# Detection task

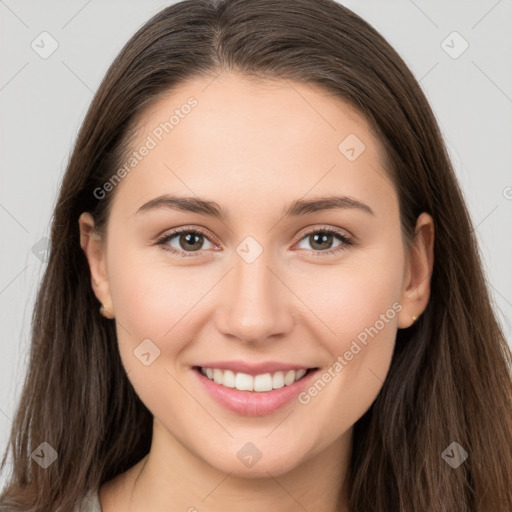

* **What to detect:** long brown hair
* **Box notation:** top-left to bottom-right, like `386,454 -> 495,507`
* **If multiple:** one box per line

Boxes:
1,1 -> 511,510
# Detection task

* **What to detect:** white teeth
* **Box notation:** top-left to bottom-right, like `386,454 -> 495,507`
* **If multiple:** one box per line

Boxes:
272,371 -> 285,389
235,372 -> 253,391
254,373 -> 273,392
213,368 -> 223,384
222,370 -> 236,388
284,370 -> 296,386
199,367 -> 310,392
295,369 -> 307,380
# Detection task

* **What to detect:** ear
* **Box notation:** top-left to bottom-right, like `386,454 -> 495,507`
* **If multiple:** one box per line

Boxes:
78,212 -> 114,318
397,212 -> 435,328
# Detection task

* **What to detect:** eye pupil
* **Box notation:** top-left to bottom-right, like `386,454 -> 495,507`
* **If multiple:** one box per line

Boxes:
310,232 -> 333,250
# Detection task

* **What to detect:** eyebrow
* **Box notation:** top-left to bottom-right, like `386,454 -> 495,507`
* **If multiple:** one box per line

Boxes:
134,194 -> 375,219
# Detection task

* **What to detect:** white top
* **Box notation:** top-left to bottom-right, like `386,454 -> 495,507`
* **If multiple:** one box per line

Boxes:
76,490 -> 102,512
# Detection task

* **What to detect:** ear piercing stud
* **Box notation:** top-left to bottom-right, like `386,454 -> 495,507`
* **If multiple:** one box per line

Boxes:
99,304 -> 115,319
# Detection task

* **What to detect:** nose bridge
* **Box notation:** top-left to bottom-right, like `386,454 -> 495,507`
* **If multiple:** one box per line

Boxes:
216,244 -> 294,344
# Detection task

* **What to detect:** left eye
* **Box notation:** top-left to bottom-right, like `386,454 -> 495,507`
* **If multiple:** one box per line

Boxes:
297,229 -> 349,251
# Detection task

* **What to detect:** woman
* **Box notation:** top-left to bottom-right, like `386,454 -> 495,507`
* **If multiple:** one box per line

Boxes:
1,0 -> 511,511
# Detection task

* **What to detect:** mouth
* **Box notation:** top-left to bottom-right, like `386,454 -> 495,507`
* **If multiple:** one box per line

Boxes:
193,366 -> 318,392
192,365 -> 320,416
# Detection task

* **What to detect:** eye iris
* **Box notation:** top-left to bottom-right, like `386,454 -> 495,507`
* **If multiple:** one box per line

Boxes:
180,232 -> 203,251
310,232 -> 333,250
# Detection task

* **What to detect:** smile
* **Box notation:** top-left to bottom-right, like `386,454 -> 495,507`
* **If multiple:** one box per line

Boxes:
192,365 -> 320,416
198,366 -> 312,392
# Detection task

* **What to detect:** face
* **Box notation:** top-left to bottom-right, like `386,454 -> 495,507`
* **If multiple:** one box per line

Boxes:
80,71 -> 433,478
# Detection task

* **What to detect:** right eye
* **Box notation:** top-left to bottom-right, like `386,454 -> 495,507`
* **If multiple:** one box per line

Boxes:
156,227 -> 217,257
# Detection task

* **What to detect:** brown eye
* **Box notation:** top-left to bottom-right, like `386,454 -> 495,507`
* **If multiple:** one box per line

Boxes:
157,228 -> 215,256
307,232 -> 337,250
296,227 -> 355,256
176,232 -> 204,251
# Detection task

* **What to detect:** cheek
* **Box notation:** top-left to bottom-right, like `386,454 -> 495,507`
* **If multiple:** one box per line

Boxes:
108,239 -> 215,332
293,239 -> 404,346
106,245 -> 209,372
293,243 -> 403,421
106,250 -> 210,422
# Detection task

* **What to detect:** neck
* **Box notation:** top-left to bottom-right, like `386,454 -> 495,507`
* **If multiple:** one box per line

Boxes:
100,419 -> 352,512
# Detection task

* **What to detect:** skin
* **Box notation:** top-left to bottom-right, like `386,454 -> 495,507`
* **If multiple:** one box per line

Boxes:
79,71 -> 434,512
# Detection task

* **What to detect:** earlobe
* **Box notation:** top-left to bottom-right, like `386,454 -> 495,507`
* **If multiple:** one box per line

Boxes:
397,212 -> 435,329
78,212 -> 114,317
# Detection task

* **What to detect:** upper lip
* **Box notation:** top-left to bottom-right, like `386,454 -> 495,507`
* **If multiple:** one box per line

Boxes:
194,360 -> 317,376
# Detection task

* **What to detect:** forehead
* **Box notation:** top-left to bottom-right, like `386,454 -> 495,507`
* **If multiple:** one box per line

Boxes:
108,72 -> 396,220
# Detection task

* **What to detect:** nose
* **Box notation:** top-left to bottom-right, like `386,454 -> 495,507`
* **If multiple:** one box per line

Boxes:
214,251 -> 296,346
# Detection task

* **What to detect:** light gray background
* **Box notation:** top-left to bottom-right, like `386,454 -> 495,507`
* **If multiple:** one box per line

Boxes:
1,0 -> 511,487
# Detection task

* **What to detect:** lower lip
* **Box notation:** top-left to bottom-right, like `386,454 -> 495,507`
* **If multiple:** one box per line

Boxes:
193,367 -> 319,416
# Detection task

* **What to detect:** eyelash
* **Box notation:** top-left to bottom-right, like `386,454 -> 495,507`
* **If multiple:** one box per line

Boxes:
155,226 -> 355,258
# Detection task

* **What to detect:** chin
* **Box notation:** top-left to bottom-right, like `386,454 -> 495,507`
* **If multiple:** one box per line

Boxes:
203,446 -> 306,478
